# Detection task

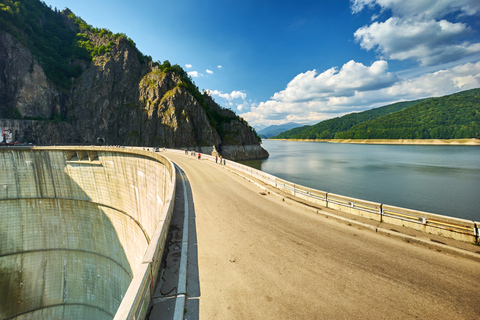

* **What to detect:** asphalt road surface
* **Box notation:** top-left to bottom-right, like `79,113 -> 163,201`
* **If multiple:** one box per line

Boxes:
154,151 -> 480,319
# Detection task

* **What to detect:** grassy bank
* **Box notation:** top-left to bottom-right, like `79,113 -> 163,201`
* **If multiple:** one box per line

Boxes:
268,138 -> 480,145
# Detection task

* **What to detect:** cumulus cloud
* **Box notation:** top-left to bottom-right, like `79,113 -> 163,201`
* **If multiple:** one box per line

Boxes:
237,104 -> 246,111
355,17 -> 480,66
206,69 -> 213,74
188,71 -> 203,78
240,60 -> 480,128
351,0 -> 480,66
351,0 -> 480,19
208,89 -> 252,112
273,60 -> 398,102
185,64 -> 192,68
209,89 -> 247,101
386,61 -> 480,97
218,65 -> 223,69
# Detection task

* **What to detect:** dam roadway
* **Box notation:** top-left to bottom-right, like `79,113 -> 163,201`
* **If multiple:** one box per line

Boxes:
158,151 -> 480,319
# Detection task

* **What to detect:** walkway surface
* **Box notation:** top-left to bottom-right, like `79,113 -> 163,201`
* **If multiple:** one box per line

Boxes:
150,150 -> 480,319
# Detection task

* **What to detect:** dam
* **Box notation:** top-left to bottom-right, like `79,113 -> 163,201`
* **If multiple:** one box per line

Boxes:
1,146 -> 480,319
0,147 -> 175,320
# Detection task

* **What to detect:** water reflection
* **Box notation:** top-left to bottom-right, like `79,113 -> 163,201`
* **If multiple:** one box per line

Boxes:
240,140 -> 480,221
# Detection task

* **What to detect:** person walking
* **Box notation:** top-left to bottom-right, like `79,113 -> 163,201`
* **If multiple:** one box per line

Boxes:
198,152 -> 201,160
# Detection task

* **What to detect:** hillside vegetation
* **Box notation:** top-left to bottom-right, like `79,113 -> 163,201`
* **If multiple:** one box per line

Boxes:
0,0 -> 261,144
273,89 -> 480,140
274,99 -> 427,139
336,89 -> 480,139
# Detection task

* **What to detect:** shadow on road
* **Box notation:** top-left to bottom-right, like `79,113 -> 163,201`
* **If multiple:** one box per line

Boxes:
148,166 -> 200,319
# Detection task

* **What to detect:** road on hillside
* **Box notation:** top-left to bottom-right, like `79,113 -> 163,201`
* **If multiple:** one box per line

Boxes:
160,151 -> 480,319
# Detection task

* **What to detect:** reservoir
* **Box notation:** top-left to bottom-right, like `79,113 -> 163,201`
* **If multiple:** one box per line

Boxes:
241,140 -> 480,221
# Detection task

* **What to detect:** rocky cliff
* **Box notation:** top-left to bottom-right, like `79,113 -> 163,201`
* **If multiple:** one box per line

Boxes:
0,3 -> 268,160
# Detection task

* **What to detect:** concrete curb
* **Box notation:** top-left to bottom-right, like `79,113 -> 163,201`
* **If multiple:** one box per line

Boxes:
173,166 -> 189,320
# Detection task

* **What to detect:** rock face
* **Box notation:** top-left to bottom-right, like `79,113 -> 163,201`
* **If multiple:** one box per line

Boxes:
0,32 -> 66,120
0,16 -> 268,160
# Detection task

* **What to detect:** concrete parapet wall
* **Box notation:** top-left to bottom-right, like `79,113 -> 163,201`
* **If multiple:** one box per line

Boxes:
326,193 -> 381,220
382,204 -> 477,243
0,147 -> 176,320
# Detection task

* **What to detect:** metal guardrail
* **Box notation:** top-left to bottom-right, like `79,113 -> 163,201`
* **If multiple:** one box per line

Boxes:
166,148 -> 478,244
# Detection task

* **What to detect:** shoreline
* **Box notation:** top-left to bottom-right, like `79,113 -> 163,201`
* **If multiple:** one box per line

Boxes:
268,138 -> 480,145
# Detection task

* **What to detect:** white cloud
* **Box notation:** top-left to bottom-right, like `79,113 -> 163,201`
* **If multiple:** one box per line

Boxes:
207,89 -> 253,113
351,0 -> 480,66
188,71 -> 203,78
206,69 -> 213,74
272,60 -> 398,102
355,17 -> 480,66
218,65 -> 223,69
209,90 -> 247,101
240,60 -> 480,128
185,64 -> 192,68
385,61 -> 480,97
351,0 -> 480,19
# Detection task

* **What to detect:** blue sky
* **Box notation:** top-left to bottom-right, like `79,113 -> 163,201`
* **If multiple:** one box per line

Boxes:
43,0 -> 480,130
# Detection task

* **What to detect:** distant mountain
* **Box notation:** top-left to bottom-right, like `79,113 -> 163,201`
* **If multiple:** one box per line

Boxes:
273,99 -> 427,139
258,122 -> 301,138
335,88 -> 480,139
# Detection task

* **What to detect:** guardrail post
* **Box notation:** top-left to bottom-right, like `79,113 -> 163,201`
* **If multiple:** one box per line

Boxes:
475,222 -> 479,244
325,193 -> 329,208
379,204 -> 383,222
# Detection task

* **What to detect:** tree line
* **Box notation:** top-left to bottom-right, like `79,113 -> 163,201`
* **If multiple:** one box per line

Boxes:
274,99 -> 427,139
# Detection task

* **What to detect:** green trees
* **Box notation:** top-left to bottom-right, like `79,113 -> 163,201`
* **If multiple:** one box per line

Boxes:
334,89 -> 480,139
0,0 -> 83,89
0,0 -> 153,91
273,90 -> 480,140
0,0 -> 260,141
274,99 -> 427,139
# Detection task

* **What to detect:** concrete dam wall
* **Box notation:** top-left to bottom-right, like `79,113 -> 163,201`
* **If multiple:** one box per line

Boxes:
0,147 -> 176,320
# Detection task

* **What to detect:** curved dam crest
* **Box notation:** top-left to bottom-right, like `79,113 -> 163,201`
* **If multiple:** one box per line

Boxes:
0,147 -> 175,320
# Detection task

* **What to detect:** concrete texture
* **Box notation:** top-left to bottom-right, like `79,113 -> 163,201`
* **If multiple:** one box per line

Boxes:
148,165 -> 201,320
0,147 -> 174,320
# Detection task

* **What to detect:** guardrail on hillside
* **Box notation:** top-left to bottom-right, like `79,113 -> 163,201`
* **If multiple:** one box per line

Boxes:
168,148 -> 478,244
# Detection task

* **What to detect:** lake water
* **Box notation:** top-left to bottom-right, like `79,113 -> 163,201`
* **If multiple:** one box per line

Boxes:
240,140 -> 480,221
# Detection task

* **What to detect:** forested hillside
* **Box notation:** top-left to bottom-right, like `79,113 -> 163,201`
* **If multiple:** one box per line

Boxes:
272,89 -> 480,140
273,99 -> 427,139
335,88 -> 480,139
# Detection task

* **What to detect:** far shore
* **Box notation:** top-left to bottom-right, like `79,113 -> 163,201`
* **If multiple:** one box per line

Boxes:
268,138 -> 480,145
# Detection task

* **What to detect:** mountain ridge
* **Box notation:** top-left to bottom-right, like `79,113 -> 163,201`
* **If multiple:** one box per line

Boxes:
258,122 -> 301,138
273,89 -> 480,140
273,99 -> 428,140
0,0 -> 268,160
